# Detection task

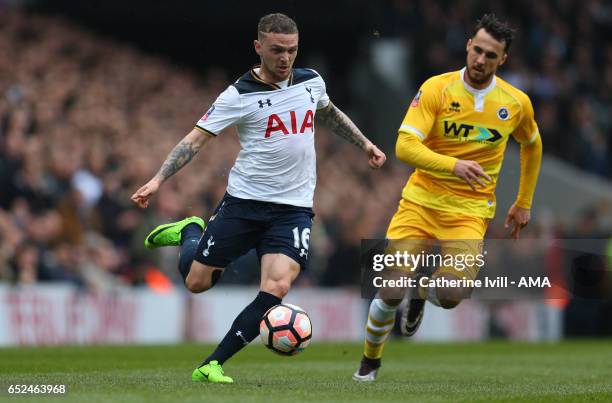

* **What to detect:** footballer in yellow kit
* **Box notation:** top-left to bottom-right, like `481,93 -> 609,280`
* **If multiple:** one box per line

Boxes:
353,14 -> 543,382
389,66 -> 538,235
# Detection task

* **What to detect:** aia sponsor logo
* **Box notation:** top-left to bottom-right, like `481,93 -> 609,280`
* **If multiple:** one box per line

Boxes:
265,110 -> 314,138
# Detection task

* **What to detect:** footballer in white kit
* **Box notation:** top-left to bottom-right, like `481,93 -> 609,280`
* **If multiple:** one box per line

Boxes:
131,13 -> 386,383
192,67 -> 329,270
196,67 -> 328,208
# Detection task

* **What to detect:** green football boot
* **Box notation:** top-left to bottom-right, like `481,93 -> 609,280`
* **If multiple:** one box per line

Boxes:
144,216 -> 205,249
192,361 -> 234,384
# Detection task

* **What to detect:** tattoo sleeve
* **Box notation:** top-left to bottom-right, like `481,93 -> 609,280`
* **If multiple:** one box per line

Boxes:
317,103 -> 369,149
154,138 -> 199,182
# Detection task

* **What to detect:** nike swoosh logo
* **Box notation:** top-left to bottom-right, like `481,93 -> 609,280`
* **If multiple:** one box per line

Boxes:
198,369 -> 209,379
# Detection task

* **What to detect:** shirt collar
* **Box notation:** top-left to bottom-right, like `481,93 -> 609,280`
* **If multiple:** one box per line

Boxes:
253,67 -> 291,89
460,67 -> 496,96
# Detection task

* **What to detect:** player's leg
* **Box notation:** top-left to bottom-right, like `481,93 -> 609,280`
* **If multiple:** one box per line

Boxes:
399,209 -> 486,336
422,212 -> 488,309
193,255 -> 299,384
183,261 -> 223,293
353,295 -> 400,382
426,239 -> 484,309
186,210 -> 254,294
144,215 -> 210,287
259,253 -> 301,297
355,249 -> 427,381
194,202 -> 309,383
146,194 -> 260,296
400,274 -> 427,336
354,200 -> 433,381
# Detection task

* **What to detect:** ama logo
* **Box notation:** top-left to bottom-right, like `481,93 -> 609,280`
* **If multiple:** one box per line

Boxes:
265,110 -> 314,138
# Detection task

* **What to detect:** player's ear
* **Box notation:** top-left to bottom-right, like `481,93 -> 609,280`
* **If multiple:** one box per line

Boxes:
254,39 -> 262,56
499,52 -> 508,66
466,38 -> 472,52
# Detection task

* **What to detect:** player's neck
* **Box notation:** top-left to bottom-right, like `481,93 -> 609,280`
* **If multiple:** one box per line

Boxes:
462,67 -> 495,91
466,78 -> 493,90
256,66 -> 290,85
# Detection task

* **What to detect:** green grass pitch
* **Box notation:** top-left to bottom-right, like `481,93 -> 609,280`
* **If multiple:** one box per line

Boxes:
1,341 -> 611,402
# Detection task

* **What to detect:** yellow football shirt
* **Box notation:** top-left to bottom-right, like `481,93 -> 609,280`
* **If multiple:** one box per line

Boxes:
397,68 -> 539,218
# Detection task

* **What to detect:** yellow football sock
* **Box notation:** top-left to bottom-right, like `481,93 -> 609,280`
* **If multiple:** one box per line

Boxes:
363,298 -> 397,359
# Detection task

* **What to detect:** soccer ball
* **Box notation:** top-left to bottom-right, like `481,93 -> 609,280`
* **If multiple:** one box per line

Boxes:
259,303 -> 312,356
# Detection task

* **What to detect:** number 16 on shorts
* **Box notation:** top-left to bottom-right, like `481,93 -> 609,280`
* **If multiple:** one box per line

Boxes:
292,227 -> 310,258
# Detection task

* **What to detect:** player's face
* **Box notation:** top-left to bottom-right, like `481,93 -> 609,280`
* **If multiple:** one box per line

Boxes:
254,32 -> 298,82
465,28 -> 507,88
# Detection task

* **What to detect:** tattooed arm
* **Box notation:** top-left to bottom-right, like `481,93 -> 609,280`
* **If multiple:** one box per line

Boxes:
317,102 -> 387,168
316,102 -> 369,149
131,128 -> 213,208
153,128 -> 211,183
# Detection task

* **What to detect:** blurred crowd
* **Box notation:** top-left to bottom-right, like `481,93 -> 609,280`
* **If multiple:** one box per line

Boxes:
0,11 -> 405,289
0,8 -> 609,292
378,0 -> 611,177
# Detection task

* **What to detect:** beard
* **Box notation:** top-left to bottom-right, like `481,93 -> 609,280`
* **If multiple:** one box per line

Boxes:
467,65 -> 493,85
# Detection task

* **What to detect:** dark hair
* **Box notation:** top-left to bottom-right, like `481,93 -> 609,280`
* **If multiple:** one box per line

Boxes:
257,13 -> 298,38
473,13 -> 514,51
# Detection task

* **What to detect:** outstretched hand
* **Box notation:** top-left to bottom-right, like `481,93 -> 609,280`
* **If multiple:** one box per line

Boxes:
504,204 -> 530,239
365,143 -> 386,169
130,178 -> 161,209
453,160 -> 491,191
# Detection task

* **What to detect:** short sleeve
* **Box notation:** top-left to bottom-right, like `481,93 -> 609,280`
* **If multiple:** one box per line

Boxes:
195,86 -> 242,136
317,92 -> 330,110
315,74 -> 330,110
398,77 -> 442,141
511,94 -> 539,145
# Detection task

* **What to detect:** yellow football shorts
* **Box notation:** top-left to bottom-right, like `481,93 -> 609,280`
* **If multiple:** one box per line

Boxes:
385,199 -> 489,281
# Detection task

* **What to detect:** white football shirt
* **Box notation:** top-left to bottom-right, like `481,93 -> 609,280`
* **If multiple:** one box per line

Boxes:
196,68 -> 330,208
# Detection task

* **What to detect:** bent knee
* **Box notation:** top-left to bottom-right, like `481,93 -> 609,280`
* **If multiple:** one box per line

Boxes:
438,297 -> 461,309
378,286 -> 406,302
381,298 -> 403,307
185,275 -> 212,294
262,280 -> 291,298
435,288 -> 464,309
